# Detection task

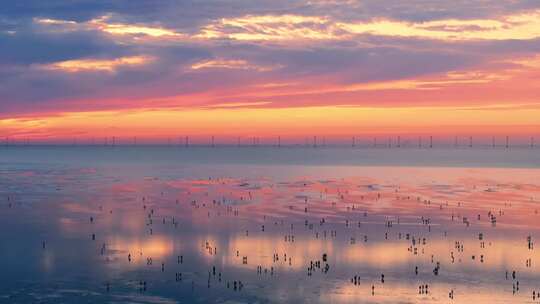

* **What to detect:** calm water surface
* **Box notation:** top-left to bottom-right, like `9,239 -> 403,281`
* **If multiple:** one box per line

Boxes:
0,147 -> 539,303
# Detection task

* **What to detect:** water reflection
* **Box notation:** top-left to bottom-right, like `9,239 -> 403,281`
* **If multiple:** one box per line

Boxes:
1,165 -> 539,303
108,236 -> 175,262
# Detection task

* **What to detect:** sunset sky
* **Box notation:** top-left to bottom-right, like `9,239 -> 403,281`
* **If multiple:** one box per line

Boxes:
1,1 -> 540,143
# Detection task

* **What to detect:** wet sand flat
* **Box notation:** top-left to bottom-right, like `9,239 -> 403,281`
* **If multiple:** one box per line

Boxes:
0,147 -> 539,303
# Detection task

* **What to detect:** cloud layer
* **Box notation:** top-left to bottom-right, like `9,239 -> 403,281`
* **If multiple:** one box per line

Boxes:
1,1 -> 540,138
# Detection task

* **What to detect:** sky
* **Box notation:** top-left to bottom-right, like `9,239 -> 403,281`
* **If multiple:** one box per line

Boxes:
1,0 -> 540,143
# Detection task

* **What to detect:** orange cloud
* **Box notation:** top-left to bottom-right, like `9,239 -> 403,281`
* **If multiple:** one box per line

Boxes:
196,14 -> 341,42
190,59 -> 279,71
338,11 -> 540,41
34,15 -> 184,41
35,10 -> 540,45
88,15 -> 183,37
37,55 -> 153,72
195,10 -> 540,43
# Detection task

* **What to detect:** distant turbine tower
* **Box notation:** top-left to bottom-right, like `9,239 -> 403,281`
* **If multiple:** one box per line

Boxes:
352,136 -> 356,148
418,136 -> 422,148
313,136 -> 317,148
211,136 -> 215,148
278,136 -> 281,148
505,136 -> 509,149
397,136 -> 401,148
185,136 -> 189,147
373,137 -> 377,148
429,136 -> 433,148
469,136 -> 472,148
454,136 -> 458,148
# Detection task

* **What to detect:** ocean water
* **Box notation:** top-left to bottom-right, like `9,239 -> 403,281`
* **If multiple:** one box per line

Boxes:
0,146 -> 539,303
